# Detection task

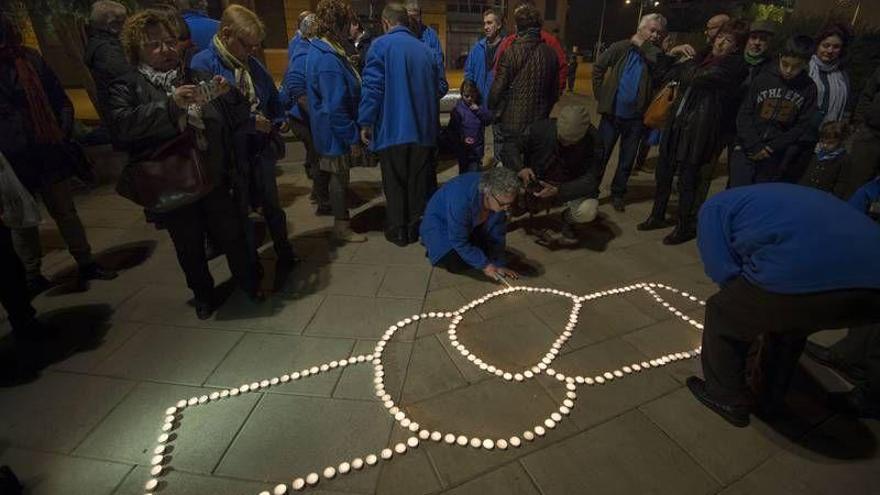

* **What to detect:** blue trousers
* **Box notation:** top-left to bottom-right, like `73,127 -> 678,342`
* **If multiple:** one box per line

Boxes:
597,115 -> 645,199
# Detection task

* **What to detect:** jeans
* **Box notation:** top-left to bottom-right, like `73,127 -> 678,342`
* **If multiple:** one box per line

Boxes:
11,177 -> 93,279
727,148 -> 785,188
251,153 -> 292,253
597,115 -> 645,199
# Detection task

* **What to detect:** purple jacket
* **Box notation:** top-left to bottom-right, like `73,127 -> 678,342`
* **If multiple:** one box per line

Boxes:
449,100 -> 493,156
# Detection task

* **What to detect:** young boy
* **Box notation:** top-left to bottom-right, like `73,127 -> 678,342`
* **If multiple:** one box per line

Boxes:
448,80 -> 493,174
729,35 -> 818,187
799,121 -> 851,196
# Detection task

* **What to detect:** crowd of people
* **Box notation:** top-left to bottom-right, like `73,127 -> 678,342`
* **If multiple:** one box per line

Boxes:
0,1 -> 879,471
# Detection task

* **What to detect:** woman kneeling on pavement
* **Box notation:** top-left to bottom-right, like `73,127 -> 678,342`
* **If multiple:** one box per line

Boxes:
420,167 -> 519,281
108,10 -> 260,319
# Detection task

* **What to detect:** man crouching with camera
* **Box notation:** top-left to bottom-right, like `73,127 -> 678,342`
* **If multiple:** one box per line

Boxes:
504,105 -> 604,243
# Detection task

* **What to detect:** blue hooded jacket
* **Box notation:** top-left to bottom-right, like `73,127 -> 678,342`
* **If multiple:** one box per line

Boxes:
287,32 -> 302,62
358,26 -> 440,152
464,37 -> 495,104
420,173 -> 507,270
849,177 -> 880,215
697,183 -> 880,294
190,41 -> 286,125
418,25 -> 448,97
280,37 -> 311,121
306,38 -> 361,157
181,10 -> 219,52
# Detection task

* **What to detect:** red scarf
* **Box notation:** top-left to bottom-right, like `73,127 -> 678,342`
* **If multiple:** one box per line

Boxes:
1,47 -> 64,144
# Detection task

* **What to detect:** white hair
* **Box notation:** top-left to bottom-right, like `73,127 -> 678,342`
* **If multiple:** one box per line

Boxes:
639,13 -> 667,30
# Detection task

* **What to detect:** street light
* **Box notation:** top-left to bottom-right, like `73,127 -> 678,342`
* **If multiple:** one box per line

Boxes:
626,0 -> 660,29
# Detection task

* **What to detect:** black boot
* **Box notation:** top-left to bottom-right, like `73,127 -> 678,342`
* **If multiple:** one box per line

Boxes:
687,376 -> 751,427
79,263 -> 118,281
637,215 -> 669,231
0,466 -> 23,495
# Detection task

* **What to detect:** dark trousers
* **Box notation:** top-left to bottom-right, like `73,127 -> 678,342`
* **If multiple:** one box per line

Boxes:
597,115 -> 645,199
434,231 -> 499,275
650,155 -> 709,230
727,148 -> 786,188
567,73 -> 577,92
839,128 -> 880,199
0,225 -> 35,334
163,188 -> 255,302
249,153 -> 291,254
291,117 -> 328,204
379,144 -> 434,237
701,277 -> 880,406
830,325 -> 880,402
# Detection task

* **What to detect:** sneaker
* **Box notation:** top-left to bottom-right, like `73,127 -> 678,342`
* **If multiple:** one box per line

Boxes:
79,263 -> 118,281
611,196 -> 626,212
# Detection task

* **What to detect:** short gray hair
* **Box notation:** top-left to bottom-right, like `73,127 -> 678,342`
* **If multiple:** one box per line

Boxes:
480,167 -> 521,197
90,0 -> 127,30
639,13 -> 667,30
299,13 -> 316,36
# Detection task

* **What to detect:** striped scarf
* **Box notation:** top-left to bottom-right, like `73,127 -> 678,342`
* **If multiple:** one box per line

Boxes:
212,35 -> 259,111
809,55 -> 849,123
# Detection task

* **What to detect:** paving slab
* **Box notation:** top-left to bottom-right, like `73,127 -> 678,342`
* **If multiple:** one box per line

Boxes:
112,466 -> 284,495
438,461 -> 541,495
215,394 -> 393,493
521,410 -> 719,495
538,338 -> 681,430
377,265 -> 432,299
449,309 -> 558,373
0,372 -> 134,452
205,333 -> 355,396
416,287 -> 481,338
49,321 -> 146,374
399,335 -> 468,405
74,381 -> 260,473
640,387 -> 780,485
334,340 -> 413,401
93,324 -> 242,386
0,447 -> 133,495
305,295 -> 423,339
375,448 -> 443,495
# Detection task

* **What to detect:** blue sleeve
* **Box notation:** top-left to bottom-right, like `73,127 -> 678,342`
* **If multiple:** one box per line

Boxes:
447,196 -> 490,269
428,31 -> 448,97
317,69 -> 359,147
189,50 -> 211,72
475,105 -> 493,125
464,43 -> 480,85
697,204 -> 742,287
849,179 -> 880,213
259,69 -> 285,123
358,44 -> 385,128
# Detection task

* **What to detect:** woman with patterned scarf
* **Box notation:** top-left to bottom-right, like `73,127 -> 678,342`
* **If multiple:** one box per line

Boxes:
107,9 -> 260,319
190,4 -> 298,267
305,0 -> 367,243
0,14 -> 117,296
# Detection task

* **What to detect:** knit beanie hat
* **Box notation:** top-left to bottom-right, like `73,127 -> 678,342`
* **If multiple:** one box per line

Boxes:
557,105 -> 591,144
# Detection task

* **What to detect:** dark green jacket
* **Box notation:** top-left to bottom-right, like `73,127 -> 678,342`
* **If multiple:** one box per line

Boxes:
592,39 -> 665,117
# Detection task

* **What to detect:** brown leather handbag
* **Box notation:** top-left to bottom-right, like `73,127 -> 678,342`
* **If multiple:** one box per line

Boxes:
116,128 -> 214,213
643,81 -> 679,129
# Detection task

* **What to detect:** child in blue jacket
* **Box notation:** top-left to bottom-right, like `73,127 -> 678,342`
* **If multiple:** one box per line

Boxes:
448,80 -> 493,174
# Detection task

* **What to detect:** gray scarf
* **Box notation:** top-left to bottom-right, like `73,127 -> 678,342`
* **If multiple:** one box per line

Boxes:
809,55 -> 849,123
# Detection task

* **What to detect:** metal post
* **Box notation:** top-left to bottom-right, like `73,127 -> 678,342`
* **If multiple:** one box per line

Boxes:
636,0 -> 644,30
596,0 -> 607,61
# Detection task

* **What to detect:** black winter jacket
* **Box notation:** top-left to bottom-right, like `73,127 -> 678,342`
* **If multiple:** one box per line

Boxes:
84,28 -> 133,123
661,52 -> 747,166
106,68 -> 252,189
489,32 -> 558,134
736,64 -> 818,155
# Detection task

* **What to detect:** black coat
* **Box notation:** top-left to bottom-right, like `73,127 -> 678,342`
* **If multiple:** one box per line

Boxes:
0,47 -> 75,189
854,65 -> 880,135
661,52 -> 747,166
84,28 -> 133,123
489,33 -> 559,134
106,68 -> 252,191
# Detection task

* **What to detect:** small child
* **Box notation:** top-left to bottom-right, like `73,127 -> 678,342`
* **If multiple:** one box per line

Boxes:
799,121 -> 851,197
448,80 -> 493,174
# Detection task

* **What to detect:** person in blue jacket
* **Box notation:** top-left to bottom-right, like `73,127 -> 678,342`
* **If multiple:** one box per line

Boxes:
281,13 -> 327,215
849,175 -> 880,219
464,8 -> 505,162
688,183 -> 880,428
421,167 -> 520,280
306,0 -> 367,244
286,10 -> 314,61
358,3 -> 440,247
405,1 -> 448,97
190,4 -> 297,264
176,0 -> 219,52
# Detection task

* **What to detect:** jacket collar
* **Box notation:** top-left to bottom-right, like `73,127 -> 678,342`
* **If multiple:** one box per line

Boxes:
388,25 -> 416,38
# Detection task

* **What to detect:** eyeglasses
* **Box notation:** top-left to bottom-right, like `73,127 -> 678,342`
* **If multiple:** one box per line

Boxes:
491,192 -> 515,210
143,38 -> 178,51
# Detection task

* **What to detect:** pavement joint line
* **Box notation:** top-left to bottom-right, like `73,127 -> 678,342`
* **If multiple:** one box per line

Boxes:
139,282 -> 711,494
211,392 -> 266,476
202,331 -> 249,388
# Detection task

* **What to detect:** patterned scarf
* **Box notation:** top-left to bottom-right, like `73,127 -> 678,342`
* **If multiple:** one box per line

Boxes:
0,47 -> 64,144
809,55 -> 849,123
137,64 -> 207,148
814,143 -> 846,162
212,35 -> 258,111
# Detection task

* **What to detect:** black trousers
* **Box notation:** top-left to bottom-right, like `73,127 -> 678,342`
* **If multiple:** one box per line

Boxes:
650,155 -> 708,229
701,277 -> 880,406
379,144 -> 435,235
0,225 -> 35,334
163,188 -> 256,302
840,128 -> 880,199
